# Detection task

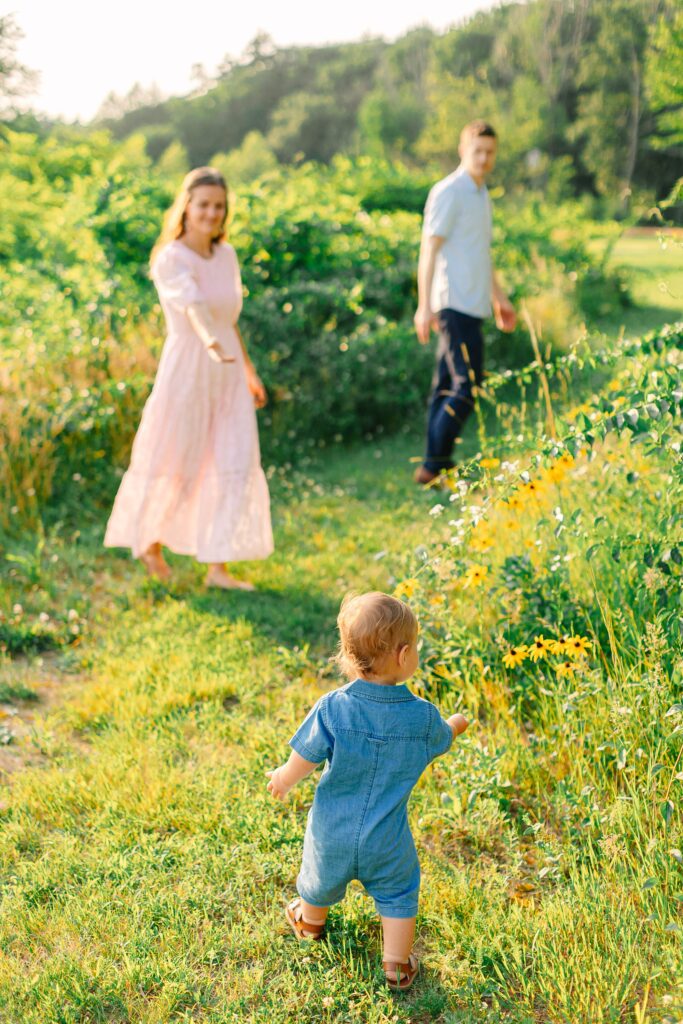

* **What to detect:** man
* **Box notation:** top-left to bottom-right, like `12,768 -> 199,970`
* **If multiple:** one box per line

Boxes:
413,120 -> 516,485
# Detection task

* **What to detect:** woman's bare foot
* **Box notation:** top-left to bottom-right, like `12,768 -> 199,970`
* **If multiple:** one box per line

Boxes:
140,543 -> 171,581
205,565 -> 255,591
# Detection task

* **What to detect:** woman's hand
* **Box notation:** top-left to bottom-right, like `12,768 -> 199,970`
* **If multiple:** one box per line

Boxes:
206,339 -> 235,364
266,767 -> 291,801
246,364 -> 267,408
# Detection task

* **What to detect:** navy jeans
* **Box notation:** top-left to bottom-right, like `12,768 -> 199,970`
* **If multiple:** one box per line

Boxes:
423,308 -> 484,473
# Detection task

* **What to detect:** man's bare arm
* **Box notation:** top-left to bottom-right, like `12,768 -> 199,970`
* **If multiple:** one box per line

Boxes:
414,234 -> 444,345
491,269 -> 516,332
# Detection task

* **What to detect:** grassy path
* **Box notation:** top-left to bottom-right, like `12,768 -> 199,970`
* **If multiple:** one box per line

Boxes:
1,239 -> 680,1022
1,429 -> 478,1023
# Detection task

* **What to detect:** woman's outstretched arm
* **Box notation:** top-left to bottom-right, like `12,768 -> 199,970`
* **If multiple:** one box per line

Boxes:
186,302 -> 235,363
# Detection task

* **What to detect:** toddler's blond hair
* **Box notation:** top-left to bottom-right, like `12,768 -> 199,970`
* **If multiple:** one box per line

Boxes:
336,592 -> 418,677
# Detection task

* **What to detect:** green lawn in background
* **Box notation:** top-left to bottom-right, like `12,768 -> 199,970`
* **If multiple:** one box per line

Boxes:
598,230 -> 683,337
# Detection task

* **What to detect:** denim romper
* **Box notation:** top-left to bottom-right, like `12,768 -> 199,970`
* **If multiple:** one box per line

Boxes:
289,678 -> 453,918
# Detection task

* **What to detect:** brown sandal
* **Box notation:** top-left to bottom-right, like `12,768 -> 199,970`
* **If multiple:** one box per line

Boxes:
383,953 -> 419,991
285,898 -> 326,941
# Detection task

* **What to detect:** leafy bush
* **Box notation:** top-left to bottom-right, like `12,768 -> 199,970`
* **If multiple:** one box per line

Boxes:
1,130 -> 633,530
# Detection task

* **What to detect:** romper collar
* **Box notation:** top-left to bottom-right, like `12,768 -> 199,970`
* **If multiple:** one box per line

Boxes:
348,679 -> 416,702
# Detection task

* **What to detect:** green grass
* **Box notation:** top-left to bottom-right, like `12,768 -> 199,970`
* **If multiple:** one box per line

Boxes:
0,246 -> 680,1023
595,230 -> 683,338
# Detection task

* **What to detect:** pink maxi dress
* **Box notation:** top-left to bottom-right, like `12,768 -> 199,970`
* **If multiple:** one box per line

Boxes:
104,240 -> 274,563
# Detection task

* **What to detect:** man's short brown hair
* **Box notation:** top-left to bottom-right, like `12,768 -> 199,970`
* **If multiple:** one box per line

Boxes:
460,120 -> 497,146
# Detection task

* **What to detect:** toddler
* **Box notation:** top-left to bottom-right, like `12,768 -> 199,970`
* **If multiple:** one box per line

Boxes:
266,591 -> 468,991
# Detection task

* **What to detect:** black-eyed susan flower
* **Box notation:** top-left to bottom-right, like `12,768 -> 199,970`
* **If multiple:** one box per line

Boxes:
555,660 -> 576,678
462,564 -> 489,588
395,578 -> 418,599
549,635 -> 569,655
528,635 -> 553,661
503,645 -> 528,668
566,635 -> 592,658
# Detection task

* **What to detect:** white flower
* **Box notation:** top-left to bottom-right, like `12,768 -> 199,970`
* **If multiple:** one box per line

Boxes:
67,609 -> 79,622
39,612 -> 50,624
553,507 -> 564,522
429,503 -> 445,517
12,604 -> 23,616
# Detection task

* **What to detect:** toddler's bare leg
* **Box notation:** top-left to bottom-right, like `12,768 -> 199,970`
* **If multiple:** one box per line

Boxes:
381,915 -> 416,962
300,899 -> 329,928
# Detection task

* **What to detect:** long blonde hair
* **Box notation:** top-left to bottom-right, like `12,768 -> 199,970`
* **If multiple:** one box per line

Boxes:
150,166 -> 229,267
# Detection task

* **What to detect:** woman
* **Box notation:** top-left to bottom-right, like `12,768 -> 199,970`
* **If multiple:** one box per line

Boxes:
104,167 -> 273,589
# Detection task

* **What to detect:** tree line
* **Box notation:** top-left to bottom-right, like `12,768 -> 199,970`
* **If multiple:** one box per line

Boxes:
2,0 -> 682,211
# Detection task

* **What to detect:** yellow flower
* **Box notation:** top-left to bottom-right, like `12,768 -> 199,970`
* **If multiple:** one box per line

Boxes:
528,635 -> 552,661
521,479 -> 545,500
470,523 -> 494,553
555,660 -> 576,678
462,564 -> 489,589
503,645 -> 528,668
548,635 -> 569,655
503,493 -> 524,513
565,635 -> 592,659
544,453 -> 575,484
433,662 -> 451,679
395,578 -> 418,599
479,457 -> 501,470
429,594 -> 445,607
566,403 -> 591,422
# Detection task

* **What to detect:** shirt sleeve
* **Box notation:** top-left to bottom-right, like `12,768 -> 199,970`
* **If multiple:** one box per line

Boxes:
289,696 -> 334,764
427,705 -> 454,761
152,245 -> 202,312
423,183 -> 459,239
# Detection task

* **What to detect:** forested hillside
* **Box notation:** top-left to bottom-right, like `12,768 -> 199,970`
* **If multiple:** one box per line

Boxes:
85,0 -> 683,211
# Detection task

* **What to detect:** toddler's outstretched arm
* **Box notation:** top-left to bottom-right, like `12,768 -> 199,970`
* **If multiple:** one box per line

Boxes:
266,751 -> 318,801
447,713 -> 469,738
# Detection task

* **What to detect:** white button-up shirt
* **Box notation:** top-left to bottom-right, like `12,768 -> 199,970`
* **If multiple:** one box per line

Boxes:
423,165 -> 493,319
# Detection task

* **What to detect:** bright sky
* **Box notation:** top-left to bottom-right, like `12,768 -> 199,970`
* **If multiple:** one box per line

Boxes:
12,0 -> 497,122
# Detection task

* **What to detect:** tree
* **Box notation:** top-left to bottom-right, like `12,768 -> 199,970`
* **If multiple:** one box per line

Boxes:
646,6 -> 683,148
210,132 -> 277,185
0,15 -> 38,117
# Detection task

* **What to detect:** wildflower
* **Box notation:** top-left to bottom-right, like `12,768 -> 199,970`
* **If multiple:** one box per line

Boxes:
429,594 -> 445,607
67,609 -> 79,622
565,635 -> 592,659
470,522 -> 493,553
528,635 -> 552,661
479,457 -> 501,470
12,604 -> 23,616
429,503 -> 445,517
38,612 -> 50,624
394,579 -> 418,599
503,493 -> 524,513
503,645 -> 528,668
462,564 -> 489,589
555,660 -> 576,678
521,479 -> 544,500
549,635 -> 569,655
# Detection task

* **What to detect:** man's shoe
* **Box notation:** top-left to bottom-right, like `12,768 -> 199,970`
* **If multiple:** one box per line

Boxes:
413,466 -> 441,486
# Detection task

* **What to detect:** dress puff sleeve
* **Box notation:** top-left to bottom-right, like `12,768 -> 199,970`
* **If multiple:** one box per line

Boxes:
289,695 -> 334,765
227,244 -> 244,321
151,244 -> 203,312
